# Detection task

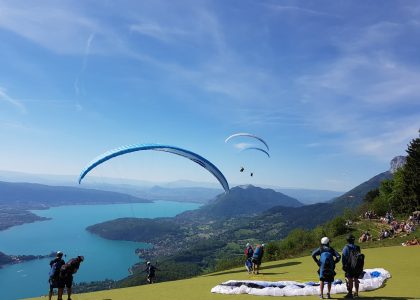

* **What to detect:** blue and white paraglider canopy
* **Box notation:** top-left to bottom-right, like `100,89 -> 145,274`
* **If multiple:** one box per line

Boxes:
225,133 -> 269,152
240,147 -> 270,158
78,143 -> 230,193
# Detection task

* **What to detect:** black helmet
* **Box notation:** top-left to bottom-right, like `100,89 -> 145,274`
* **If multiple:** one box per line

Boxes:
346,234 -> 355,242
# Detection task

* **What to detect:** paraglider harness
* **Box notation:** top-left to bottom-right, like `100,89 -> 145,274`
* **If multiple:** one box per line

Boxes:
318,251 -> 335,280
244,246 -> 254,259
313,246 -> 340,282
343,244 -> 364,278
251,246 -> 264,265
49,258 -> 65,288
58,256 -> 84,288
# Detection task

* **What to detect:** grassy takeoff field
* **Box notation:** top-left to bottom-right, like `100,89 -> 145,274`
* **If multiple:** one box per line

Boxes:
28,246 -> 420,300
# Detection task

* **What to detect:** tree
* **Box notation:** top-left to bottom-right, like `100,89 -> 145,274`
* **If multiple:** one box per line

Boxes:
364,189 -> 379,203
399,133 -> 420,213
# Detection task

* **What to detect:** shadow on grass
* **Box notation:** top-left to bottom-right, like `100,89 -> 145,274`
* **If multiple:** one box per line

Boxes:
353,297 -> 417,300
257,272 -> 288,275
206,261 -> 301,277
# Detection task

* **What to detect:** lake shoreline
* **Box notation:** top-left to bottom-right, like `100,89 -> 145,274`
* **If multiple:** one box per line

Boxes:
0,201 -> 200,300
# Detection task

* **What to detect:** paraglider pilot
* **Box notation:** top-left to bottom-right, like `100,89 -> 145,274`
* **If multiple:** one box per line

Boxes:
144,261 -> 159,284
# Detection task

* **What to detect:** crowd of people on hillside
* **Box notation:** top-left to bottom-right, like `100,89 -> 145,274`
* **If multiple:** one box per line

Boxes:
48,252 -> 84,300
244,243 -> 265,274
362,210 -> 378,220
357,211 -> 418,243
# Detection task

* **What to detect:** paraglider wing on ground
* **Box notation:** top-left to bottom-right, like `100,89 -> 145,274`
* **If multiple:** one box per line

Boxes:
211,268 -> 391,297
78,143 -> 230,193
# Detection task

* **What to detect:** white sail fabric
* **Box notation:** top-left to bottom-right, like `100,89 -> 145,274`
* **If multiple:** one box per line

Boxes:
211,268 -> 390,297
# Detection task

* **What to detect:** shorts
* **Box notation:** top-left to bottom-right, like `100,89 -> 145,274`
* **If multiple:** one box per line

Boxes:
58,275 -> 73,289
318,269 -> 336,282
345,272 -> 363,279
320,275 -> 334,283
251,258 -> 261,265
49,278 -> 59,291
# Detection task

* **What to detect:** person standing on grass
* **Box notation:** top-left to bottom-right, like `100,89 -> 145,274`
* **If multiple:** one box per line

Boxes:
312,237 -> 341,299
244,243 -> 254,273
58,255 -> 84,300
251,244 -> 265,274
342,234 -> 364,299
144,261 -> 159,284
48,251 -> 65,300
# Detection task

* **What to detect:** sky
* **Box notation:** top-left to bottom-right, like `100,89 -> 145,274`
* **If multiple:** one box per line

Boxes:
0,0 -> 419,191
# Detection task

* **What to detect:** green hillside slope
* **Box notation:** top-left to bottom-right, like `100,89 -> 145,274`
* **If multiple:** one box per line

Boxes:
27,246 -> 420,300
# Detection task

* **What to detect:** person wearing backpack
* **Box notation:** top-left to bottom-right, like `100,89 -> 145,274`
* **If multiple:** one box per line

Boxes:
251,244 -> 265,274
57,255 -> 84,300
342,234 -> 364,299
48,251 -> 65,300
311,237 -> 341,299
244,243 -> 254,273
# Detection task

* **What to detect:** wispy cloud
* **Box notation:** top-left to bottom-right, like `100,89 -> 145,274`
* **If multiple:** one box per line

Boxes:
348,122 -> 419,159
74,33 -> 95,97
0,87 -> 26,113
0,2 -> 98,54
130,22 -> 188,42
294,18 -> 420,160
266,4 -> 340,18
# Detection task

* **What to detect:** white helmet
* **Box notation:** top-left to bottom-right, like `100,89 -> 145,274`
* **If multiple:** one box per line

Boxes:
321,237 -> 330,245
246,243 -> 250,247
261,244 -> 265,247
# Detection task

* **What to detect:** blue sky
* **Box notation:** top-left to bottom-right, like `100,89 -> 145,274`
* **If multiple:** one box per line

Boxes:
0,0 -> 419,191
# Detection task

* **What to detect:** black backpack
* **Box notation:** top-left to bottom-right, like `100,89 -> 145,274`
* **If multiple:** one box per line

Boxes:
346,245 -> 364,276
49,260 -> 64,279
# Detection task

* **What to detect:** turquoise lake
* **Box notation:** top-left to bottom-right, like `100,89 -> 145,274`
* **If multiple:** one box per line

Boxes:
0,201 -> 200,300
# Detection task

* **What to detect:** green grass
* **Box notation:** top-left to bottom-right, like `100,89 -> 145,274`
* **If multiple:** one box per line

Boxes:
27,245 -> 420,300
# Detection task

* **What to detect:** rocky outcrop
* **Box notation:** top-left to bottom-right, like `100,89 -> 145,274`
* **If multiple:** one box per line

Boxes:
390,156 -> 407,174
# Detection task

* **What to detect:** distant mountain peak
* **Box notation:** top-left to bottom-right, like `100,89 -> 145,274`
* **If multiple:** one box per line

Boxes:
187,184 -> 303,219
236,184 -> 256,189
390,156 -> 407,174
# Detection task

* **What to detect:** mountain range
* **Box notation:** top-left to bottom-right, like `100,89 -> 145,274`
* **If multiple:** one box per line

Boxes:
0,170 -> 341,204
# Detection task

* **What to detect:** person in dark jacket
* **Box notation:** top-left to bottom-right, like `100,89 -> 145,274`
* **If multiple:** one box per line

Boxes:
312,237 -> 341,299
251,244 -> 265,274
48,251 -> 65,300
342,234 -> 363,299
58,255 -> 84,300
144,261 -> 159,284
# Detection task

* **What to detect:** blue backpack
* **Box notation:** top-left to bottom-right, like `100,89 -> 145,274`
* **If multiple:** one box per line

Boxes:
319,251 -> 334,278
